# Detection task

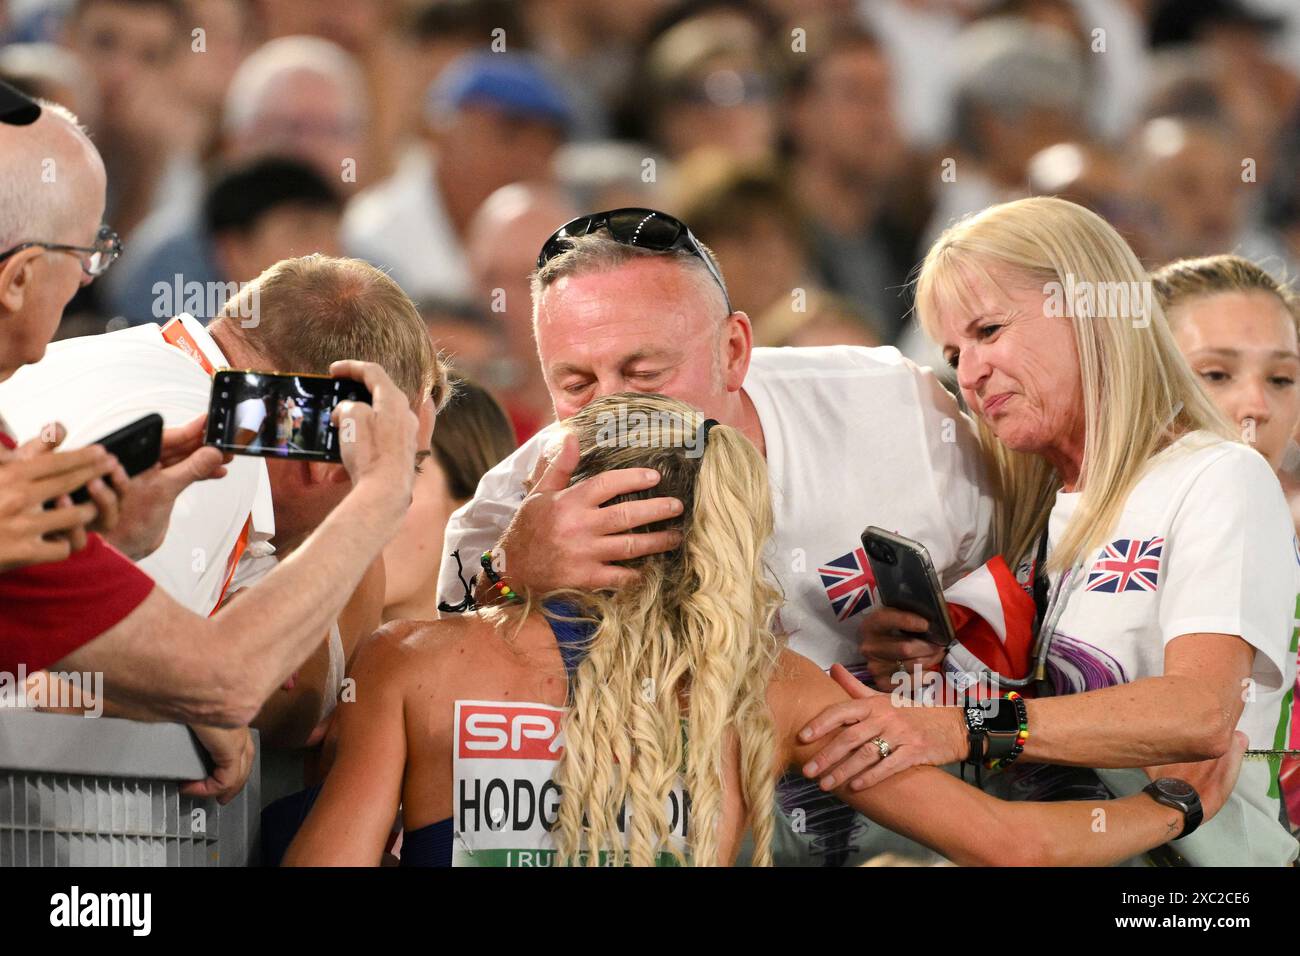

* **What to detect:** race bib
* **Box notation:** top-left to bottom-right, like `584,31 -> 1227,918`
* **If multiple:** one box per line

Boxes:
452,700 -> 689,866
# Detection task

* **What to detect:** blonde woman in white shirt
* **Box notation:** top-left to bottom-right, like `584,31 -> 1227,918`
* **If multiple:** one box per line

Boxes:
799,196 -> 1299,865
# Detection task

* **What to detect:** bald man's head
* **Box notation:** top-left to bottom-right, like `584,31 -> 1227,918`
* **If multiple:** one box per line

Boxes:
0,101 -> 105,248
0,103 -> 107,381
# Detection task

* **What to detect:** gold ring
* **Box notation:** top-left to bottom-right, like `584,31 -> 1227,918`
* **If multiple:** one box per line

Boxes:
872,737 -> 892,759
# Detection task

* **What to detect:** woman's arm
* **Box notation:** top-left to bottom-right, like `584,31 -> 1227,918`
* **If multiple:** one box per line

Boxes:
832,765 -> 1192,867
774,652 -> 1244,866
1020,632 -> 1251,765
283,624 -> 411,866
798,632 -> 1252,792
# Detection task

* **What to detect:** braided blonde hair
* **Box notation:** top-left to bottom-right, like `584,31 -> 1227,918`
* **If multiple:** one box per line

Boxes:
538,393 -> 783,866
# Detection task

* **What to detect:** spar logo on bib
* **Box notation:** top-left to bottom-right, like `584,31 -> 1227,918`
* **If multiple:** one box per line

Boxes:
458,703 -> 564,760
452,700 -> 689,867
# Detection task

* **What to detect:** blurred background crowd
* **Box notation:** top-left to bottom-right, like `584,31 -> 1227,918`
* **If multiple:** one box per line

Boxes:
4,0 -> 1300,441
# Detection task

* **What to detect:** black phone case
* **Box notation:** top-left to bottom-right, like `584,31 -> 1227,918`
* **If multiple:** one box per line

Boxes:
69,413 -> 164,504
861,527 -> 957,646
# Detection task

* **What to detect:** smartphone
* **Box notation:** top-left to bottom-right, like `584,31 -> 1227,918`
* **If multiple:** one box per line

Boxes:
204,369 -> 371,463
69,413 -> 164,504
861,526 -> 957,647
42,413 -> 164,508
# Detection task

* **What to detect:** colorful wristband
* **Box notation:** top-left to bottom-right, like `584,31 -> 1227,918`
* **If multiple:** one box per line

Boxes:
983,691 -> 1029,770
480,550 -> 522,603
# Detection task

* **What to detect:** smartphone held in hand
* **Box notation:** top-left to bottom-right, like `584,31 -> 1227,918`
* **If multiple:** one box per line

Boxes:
861,526 -> 957,647
38,412 -> 165,509
205,370 -> 372,463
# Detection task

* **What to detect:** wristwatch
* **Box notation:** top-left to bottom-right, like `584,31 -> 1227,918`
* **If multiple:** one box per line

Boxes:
1142,777 -> 1203,840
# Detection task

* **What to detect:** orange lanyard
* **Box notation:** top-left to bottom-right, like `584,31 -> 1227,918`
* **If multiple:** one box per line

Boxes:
160,317 -> 251,613
160,316 -> 217,375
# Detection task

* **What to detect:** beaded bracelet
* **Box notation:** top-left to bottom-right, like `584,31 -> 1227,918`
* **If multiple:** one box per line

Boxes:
480,550 -> 523,603
984,691 -> 1030,771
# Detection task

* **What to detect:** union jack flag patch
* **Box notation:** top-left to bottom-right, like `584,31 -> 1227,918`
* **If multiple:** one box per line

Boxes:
1085,537 -> 1164,593
818,546 -> 876,621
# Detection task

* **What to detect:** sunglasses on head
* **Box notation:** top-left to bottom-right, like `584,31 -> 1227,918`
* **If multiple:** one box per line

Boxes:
537,208 -> 732,314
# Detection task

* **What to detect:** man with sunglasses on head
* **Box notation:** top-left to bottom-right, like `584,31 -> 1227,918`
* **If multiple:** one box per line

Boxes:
0,89 -> 425,804
437,207 -> 996,866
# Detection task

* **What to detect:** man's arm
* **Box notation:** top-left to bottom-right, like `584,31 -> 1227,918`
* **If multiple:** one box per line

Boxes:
57,480 -> 405,726
451,432 -> 682,604
56,360 -> 419,728
29,686 -> 257,804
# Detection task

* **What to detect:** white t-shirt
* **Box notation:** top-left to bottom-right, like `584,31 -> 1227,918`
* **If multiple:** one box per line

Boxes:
438,345 -> 996,669
0,314 -> 275,615
234,397 -> 268,437
1010,432 -> 1298,864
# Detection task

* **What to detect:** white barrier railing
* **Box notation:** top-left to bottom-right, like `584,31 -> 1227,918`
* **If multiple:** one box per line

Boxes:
0,712 -> 259,866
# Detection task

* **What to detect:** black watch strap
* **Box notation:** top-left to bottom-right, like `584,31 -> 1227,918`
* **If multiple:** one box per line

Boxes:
1142,777 -> 1204,841
967,696 -> 1023,762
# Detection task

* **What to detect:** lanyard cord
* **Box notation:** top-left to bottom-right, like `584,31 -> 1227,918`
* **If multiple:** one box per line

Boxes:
436,549 -> 477,613
996,529 -> 1082,689
1030,563 -> 1080,683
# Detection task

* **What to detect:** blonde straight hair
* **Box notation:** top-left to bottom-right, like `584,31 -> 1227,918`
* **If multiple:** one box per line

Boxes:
530,393 -> 783,867
914,197 -> 1235,571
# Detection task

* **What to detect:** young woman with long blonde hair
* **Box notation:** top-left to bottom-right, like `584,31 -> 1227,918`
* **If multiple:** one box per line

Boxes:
287,392 -> 1242,866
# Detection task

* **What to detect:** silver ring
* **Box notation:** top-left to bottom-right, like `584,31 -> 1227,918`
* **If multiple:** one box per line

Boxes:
872,736 -> 892,759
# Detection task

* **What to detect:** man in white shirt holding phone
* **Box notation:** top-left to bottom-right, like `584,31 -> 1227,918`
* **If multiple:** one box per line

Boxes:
0,256 -> 443,762
0,95 -> 430,807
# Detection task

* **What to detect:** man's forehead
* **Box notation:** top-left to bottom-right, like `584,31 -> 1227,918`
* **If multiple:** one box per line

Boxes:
537,261 -> 717,322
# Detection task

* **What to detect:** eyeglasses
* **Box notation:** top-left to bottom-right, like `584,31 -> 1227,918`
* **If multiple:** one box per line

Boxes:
537,208 -> 732,313
0,224 -> 122,278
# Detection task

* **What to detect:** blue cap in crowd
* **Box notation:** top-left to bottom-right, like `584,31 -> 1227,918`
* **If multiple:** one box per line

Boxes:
427,52 -> 573,131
